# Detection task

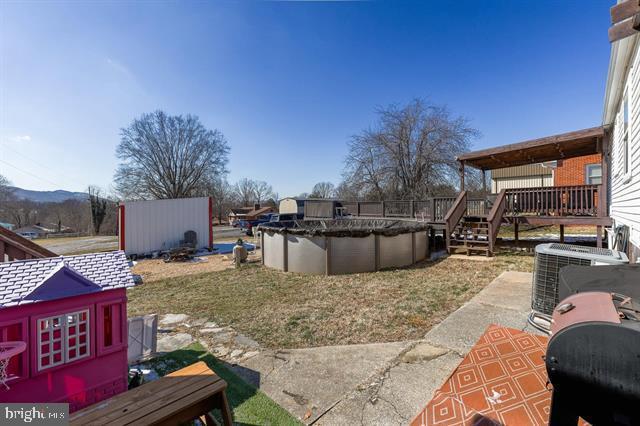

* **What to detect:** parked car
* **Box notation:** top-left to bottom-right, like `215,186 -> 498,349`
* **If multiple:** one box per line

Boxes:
239,213 -> 276,236
268,213 -> 303,222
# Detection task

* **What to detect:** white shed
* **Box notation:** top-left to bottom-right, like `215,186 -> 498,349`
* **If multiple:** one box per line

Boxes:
118,197 -> 212,256
278,198 -> 305,215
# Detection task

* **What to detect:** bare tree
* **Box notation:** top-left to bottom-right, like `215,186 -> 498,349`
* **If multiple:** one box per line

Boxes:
88,186 -> 109,235
253,181 -> 274,204
341,99 -> 478,200
0,174 -> 12,203
114,110 -> 230,200
310,182 -> 335,199
234,178 -> 256,206
206,178 -> 236,224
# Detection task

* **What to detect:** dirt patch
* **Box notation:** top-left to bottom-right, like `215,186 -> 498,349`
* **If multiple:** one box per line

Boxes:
128,252 -> 533,349
131,251 -> 262,282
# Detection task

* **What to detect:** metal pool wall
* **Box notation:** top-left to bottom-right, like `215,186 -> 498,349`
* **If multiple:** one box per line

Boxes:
261,230 -> 429,275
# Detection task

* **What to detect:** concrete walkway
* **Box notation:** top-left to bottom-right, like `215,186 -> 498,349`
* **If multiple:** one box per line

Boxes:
231,271 -> 536,425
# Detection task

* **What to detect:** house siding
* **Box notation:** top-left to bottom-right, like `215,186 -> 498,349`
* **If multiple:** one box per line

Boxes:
490,164 -> 553,193
554,154 -> 602,186
491,175 -> 553,193
610,41 -> 640,260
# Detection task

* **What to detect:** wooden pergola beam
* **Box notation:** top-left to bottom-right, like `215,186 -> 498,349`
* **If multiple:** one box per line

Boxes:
609,13 -> 640,42
611,0 -> 640,24
458,126 -> 604,171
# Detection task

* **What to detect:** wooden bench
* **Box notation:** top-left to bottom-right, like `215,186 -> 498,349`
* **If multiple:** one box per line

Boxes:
70,361 -> 233,425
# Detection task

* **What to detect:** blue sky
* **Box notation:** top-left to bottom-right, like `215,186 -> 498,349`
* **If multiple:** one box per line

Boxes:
0,0 -> 611,197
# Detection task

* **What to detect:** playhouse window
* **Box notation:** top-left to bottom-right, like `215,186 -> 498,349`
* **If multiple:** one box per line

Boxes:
37,310 -> 89,371
98,302 -> 124,354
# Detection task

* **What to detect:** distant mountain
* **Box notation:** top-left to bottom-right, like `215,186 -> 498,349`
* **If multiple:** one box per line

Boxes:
9,187 -> 88,203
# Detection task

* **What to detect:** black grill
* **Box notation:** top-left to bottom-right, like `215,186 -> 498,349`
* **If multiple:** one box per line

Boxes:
546,267 -> 640,426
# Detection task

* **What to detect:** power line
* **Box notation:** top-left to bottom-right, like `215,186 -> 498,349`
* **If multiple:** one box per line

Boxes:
0,142 -> 83,187
0,158 -> 67,188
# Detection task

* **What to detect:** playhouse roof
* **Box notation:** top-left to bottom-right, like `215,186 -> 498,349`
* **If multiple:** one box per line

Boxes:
0,251 -> 135,307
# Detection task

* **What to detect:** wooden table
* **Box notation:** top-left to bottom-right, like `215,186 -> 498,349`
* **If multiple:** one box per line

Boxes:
70,361 -> 233,425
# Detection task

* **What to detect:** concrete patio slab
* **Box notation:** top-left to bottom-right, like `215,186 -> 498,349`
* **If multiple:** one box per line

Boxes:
234,341 -> 413,423
472,270 -> 533,312
316,350 -> 462,425
424,302 -> 529,354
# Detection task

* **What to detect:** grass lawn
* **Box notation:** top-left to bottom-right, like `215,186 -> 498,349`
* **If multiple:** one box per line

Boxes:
498,224 -> 597,239
147,342 -> 301,425
37,235 -> 119,255
128,252 -> 533,349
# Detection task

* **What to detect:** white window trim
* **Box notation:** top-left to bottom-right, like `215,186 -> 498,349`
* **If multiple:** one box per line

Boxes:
37,309 -> 90,371
585,163 -> 603,185
621,92 -> 632,184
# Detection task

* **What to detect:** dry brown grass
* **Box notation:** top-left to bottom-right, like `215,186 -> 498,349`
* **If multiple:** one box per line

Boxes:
127,252 -> 533,350
131,252 -> 261,282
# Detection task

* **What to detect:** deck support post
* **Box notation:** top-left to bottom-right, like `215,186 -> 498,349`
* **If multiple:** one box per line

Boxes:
599,133 -> 609,218
459,161 -> 465,191
560,225 -> 565,243
482,169 -> 487,195
596,225 -> 603,248
426,228 -> 431,259
514,221 -> 519,244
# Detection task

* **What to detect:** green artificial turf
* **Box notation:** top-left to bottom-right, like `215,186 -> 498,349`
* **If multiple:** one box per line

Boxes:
146,342 -> 301,426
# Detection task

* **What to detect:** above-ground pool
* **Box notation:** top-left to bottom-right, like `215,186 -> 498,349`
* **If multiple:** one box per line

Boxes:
258,219 -> 430,275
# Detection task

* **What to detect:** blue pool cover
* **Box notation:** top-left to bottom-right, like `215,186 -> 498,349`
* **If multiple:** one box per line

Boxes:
212,242 -> 255,254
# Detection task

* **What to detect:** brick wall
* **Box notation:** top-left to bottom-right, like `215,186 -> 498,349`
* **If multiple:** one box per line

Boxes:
554,154 -> 602,186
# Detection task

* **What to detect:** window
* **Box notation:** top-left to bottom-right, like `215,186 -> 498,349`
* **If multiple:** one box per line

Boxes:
585,164 -> 602,185
97,302 -> 124,354
37,310 -> 89,371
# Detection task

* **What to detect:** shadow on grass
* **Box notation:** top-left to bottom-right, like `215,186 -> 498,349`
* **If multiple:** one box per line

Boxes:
148,344 -> 301,425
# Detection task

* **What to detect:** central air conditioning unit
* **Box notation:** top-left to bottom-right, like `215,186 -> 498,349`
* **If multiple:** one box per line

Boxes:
529,243 -> 629,332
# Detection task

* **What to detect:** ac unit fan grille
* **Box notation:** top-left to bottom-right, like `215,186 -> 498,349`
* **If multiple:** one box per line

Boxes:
532,252 -> 591,315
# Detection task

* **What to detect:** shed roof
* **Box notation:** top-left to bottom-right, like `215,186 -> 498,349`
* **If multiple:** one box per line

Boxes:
458,126 -> 604,170
0,251 -> 135,307
245,206 -> 275,216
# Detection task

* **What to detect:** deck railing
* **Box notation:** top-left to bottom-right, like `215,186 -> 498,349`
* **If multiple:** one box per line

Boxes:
341,197 -> 459,222
503,185 -> 600,216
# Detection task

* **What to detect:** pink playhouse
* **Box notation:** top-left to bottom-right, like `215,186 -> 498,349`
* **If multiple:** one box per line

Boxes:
0,251 -> 136,411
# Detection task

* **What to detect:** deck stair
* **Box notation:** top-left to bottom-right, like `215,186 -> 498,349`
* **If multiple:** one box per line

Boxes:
448,216 -> 492,256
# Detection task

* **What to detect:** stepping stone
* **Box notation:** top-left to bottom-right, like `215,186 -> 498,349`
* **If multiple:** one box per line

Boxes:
200,327 -> 226,334
234,334 -> 260,348
159,314 -> 189,327
156,332 -> 193,352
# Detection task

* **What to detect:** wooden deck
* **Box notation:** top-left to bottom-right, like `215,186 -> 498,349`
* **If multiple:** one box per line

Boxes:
70,361 -> 232,426
341,183 -> 611,256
